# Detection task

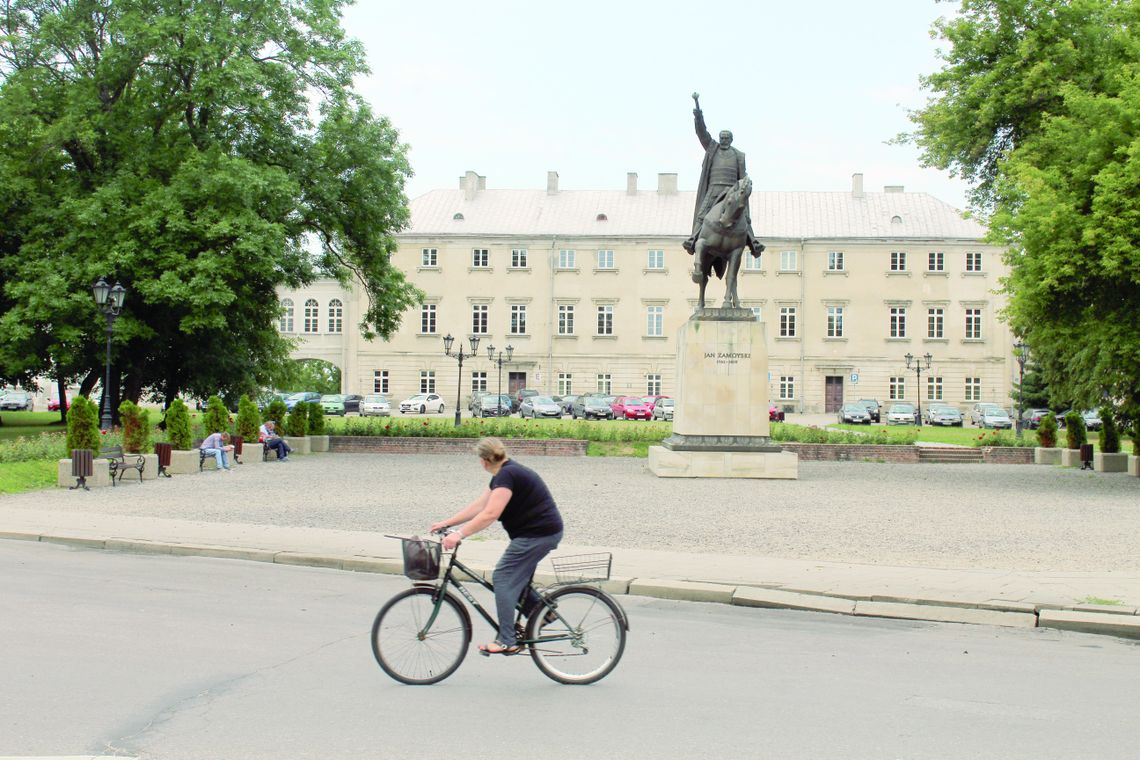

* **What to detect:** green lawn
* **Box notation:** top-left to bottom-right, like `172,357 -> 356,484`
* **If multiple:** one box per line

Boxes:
0,459 -> 57,494
0,411 -> 67,441
830,422 -> 1037,447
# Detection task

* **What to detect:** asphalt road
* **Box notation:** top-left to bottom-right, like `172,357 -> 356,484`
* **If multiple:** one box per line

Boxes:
3,541 -> 1138,760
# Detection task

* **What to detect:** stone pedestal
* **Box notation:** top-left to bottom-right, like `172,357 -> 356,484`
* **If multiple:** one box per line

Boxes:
309,435 -> 329,453
167,449 -> 203,475
239,443 -> 266,465
1034,447 -> 1062,465
57,458 -> 112,488
648,310 -> 797,479
285,436 -> 311,455
1093,452 -> 1128,473
1060,448 -> 1083,467
117,453 -> 159,482
1129,455 -> 1139,477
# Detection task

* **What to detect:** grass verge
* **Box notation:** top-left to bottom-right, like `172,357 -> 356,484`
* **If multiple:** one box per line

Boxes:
0,460 -> 57,494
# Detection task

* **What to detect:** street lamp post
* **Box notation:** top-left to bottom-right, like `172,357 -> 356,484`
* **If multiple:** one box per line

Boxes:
486,343 -> 514,414
91,278 -> 127,432
1013,340 -> 1028,438
443,333 -> 480,427
904,352 -> 933,428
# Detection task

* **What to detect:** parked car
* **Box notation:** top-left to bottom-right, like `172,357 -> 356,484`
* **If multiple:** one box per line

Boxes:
473,394 -> 511,417
512,388 -> 539,412
837,403 -> 871,424
468,391 -> 489,414
969,402 -> 1004,426
48,395 -> 70,412
886,403 -> 917,425
1020,408 -> 1052,429
641,395 -> 670,411
559,394 -> 580,414
1056,409 -> 1102,431
0,390 -> 33,411
923,403 -> 963,427
257,391 -> 289,410
399,393 -> 445,414
520,395 -> 563,418
611,395 -> 653,420
284,391 -> 321,410
980,407 -> 1012,429
571,396 -> 615,420
651,397 -> 675,421
319,393 -> 362,415
769,404 -> 785,422
856,399 -> 881,423
359,394 -> 391,417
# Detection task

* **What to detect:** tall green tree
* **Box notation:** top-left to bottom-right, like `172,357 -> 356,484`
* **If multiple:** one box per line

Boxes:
905,0 -> 1140,423
0,0 -> 421,412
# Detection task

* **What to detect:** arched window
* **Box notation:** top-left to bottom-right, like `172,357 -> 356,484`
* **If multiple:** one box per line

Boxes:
279,298 -> 294,332
328,299 -> 343,333
303,299 -> 319,333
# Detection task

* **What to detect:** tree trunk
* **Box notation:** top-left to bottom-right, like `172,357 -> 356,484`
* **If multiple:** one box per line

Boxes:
56,375 -> 68,424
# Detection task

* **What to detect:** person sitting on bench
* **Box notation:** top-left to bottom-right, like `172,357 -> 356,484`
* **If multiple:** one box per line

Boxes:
201,431 -> 235,471
259,420 -> 291,461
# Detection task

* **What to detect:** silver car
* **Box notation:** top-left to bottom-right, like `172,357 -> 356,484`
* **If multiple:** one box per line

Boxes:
359,394 -> 391,417
0,390 -> 33,411
886,403 -> 917,425
837,403 -> 871,424
399,393 -> 445,414
652,397 -> 674,421
980,408 -> 1012,429
969,402 -> 1004,426
520,395 -> 563,418
924,404 -> 963,427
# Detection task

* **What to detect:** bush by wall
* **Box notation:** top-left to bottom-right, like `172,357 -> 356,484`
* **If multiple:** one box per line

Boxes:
118,399 -> 151,453
1064,412 -> 1087,450
1099,405 -> 1120,454
236,395 -> 260,441
166,398 -> 193,450
264,398 -> 288,427
1036,413 -> 1058,448
203,395 -> 230,435
306,402 -> 326,435
65,395 -> 102,454
284,403 -> 308,437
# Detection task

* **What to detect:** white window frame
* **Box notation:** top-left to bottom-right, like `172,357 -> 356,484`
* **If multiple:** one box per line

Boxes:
928,308 -> 944,339
965,251 -> 983,272
558,373 -> 573,396
471,371 -> 488,393
890,251 -> 907,271
420,303 -> 437,334
596,249 -> 615,269
780,250 -> 798,272
597,304 -> 614,336
826,306 -> 844,338
749,306 -> 762,321
827,250 -> 845,271
279,298 -> 294,332
421,248 -> 438,267
647,249 -> 664,270
558,249 -> 576,269
889,307 -> 907,338
779,306 -> 797,337
778,376 -> 795,400
557,304 -> 575,335
646,374 -> 662,396
419,371 -> 436,394
965,308 -> 982,339
511,248 -> 528,268
928,251 -> 944,271
889,376 -> 906,400
927,376 -> 943,401
471,248 -> 489,268
646,305 -> 664,337
471,304 -> 488,335
373,370 -> 389,394
303,299 -> 319,333
965,377 -> 981,402
327,299 -> 343,333
596,374 -> 612,394
744,251 -> 763,270
510,304 -> 528,335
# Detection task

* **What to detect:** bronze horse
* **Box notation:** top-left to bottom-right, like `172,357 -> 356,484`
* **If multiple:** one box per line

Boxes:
691,176 -> 753,310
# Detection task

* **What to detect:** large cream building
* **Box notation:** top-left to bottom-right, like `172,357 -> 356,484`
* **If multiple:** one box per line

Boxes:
281,171 -> 1012,414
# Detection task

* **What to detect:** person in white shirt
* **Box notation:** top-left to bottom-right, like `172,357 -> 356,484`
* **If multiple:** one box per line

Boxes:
201,431 -> 234,471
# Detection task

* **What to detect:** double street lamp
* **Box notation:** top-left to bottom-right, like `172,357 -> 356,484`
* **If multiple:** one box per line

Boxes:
92,278 -> 127,432
904,352 -> 933,428
486,343 -> 514,412
1013,340 -> 1029,438
443,333 -> 480,427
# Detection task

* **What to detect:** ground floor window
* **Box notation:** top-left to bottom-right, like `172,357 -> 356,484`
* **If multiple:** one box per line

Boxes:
927,376 -> 943,400
646,374 -> 661,395
965,377 -> 981,402
778,376 -> 795,400
373,370 -> 389,394
558,373 -> 572,396
420,371 -> 435,394
596,374 -> 612,394
471,371 -> 487,393
889,376 -> 906,400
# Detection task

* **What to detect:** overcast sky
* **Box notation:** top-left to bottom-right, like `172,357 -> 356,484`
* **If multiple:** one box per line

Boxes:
342,0 -> 969,208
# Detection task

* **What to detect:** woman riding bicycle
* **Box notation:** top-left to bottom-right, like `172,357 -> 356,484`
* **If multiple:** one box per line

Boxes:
430,437 -> 563,655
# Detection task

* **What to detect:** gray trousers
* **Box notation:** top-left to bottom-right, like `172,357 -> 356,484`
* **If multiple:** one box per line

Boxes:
493,531 -> 563,645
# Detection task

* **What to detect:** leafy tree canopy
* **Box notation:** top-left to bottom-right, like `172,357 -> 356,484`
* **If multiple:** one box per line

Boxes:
0,0 -> 422,407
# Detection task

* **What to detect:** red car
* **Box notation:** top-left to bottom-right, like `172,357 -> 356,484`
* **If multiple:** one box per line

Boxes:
769,404 -> 785,422
611,395 -> 653,420
48,396 -> 69,412
641,395 -> 671,411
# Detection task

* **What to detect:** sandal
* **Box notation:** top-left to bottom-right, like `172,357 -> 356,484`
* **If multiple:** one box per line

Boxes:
479,640 -> 524,657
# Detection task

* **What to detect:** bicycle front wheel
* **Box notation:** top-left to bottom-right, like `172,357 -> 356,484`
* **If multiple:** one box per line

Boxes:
526,585 -> 627,685
372,587 -> 471,685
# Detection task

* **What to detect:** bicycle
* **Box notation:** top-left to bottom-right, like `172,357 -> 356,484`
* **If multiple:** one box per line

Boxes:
371,529 -> 629,685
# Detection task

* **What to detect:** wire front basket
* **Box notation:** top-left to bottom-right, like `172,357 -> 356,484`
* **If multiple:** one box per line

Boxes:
550,552 -> 612,584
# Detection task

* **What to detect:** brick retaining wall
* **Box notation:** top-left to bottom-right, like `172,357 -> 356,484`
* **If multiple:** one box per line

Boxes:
981,446 -> 1034,464
329,436 -> 587,457
779,443 -> 921,462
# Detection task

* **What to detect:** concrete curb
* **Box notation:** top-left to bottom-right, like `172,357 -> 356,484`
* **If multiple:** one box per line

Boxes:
6,532 -> 1139,641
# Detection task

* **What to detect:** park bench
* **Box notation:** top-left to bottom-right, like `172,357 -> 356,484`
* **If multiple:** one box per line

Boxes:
100,445 -> 145,486
194,436 -> 243,470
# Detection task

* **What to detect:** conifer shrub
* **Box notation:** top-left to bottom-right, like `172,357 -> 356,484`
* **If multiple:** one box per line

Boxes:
1099,405 -> 1120,454
265,398 -> 288,427
1036,412 -> 1058,448
285,403 -> 308,437
166,399 -> 193,450
65,395 -> 102,454
203,395 -> 230,435
306,401 -> 326,435
1064,411 -> 1086,450
118,399 -> 151,453
236,395 -> 260,441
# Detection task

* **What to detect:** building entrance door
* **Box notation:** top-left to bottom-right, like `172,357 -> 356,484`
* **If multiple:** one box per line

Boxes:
508,372 -> 527,399
824,376 -> 844,412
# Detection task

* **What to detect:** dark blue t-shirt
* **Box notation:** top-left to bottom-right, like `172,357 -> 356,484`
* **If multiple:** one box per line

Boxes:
489,459 -> 563,539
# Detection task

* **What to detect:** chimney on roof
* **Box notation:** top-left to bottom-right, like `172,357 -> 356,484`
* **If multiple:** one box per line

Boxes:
851,172 -> 864,199
627,172 -> 638,195
460,170 -> 484,201
884,185 -> 904,193
547,171 -> 559,195
657,173 -> 678,195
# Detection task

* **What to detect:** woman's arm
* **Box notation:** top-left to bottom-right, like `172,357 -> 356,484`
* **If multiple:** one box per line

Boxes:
440,487 -> 511,550
431,487 -> 491,533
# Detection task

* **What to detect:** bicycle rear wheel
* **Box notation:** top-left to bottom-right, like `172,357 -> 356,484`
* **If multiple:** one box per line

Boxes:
526,585 -> 626,685
372,587 -> 471,685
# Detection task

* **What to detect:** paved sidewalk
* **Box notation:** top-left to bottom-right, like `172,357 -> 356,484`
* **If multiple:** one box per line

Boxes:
2,453 -> 1137,639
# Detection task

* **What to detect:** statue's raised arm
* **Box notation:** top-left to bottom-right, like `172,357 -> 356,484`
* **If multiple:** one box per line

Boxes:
692,92 -> 712,149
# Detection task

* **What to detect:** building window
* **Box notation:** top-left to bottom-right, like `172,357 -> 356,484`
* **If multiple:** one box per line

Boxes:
889,307 -> 907,338
419,371 -> 436,394
647,249 -> 664,269
890,251 -> 907,271
749,306 -> 762,321
596,374 -> 612,394
511,248 -> 528,268
558,249 -> 576,269
471,304 -> 488,335
780,250 -> 798,271
303,299 -> 319,333
928,308 -> 944,339
826,306 -> 844,338
889,376 -> 906,400
279,298 -> 294,332
966,251 -> 983,272
471,371 -> 487,393
778,376 -> 795,400
327,299 -> 343,333
646,305 -> 664,337
471,248 -> 489,268
557,304 -> 575,335
421,248 -> 438,267
965,377 -> 981,402
373,370 -> 389,394
779,306 -> 797,337
827,251 -> 845,271
510,304 -> 527,335
420,303 -> 436,334
744,251 -> 762,270
928,251 -> 944,271
646,374 -> 662,395
558,373 -> 573,396
597,249 -> 614,269
927,376 -> 944,400
965,308 -> 982,339
597,305 -> 614,335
